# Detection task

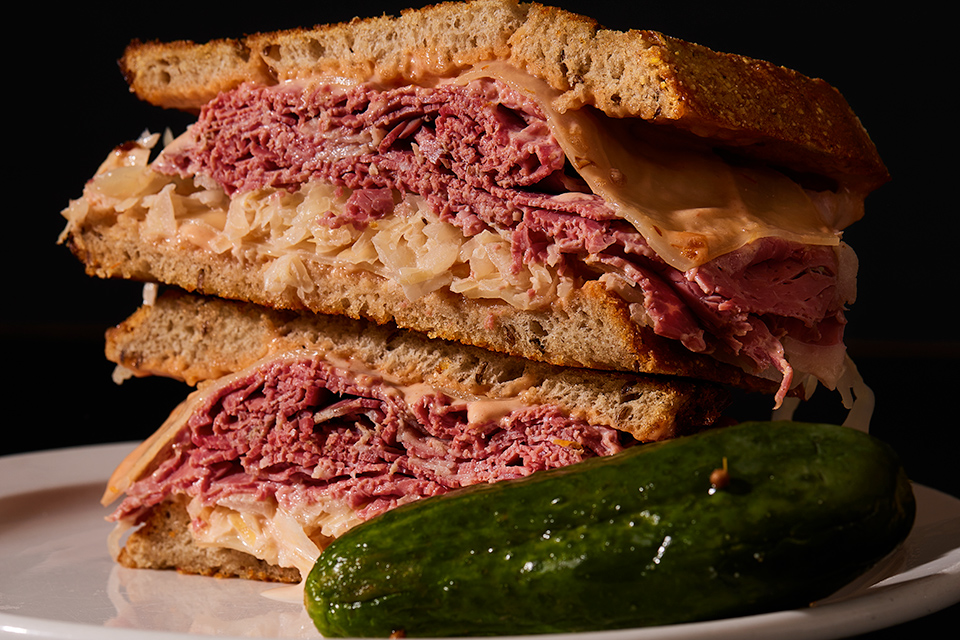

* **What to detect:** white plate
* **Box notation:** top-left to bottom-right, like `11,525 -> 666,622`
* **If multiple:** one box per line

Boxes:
1,443 -> 959,640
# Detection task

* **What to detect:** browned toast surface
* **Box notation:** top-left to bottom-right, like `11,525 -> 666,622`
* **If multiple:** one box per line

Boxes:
119,0 -> 886,190
106,289 -> 734,441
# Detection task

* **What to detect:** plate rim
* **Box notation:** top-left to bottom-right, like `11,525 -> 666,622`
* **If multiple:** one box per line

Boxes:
2,442 -> 958,640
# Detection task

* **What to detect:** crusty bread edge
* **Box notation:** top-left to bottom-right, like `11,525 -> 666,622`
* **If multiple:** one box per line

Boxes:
66,220 -> 772,394
117,497 -> 302,583
106,289 -> 734,441
118,0 -> 887,189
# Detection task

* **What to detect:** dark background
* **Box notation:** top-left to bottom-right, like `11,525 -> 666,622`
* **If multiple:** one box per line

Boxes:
6,1 -> 957,637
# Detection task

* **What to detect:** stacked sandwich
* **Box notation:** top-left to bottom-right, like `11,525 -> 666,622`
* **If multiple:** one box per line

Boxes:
59,0 -> 887,584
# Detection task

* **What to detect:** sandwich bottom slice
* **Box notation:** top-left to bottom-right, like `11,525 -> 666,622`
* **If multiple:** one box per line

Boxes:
101,289 -> 731,581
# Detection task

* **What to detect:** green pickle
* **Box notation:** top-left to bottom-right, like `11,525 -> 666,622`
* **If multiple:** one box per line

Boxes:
305,421 -> 916,636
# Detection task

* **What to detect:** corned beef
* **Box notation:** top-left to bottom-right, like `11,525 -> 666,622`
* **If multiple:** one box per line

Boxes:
109,355 -> 631,525
154,77 -> 853,402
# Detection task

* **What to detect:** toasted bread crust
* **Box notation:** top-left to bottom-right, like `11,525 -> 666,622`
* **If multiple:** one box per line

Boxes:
108,289 -> 730,581
117,497 -> 302,583
118,0 -> 886,190
106,289 -> 732,441
66,220 -> 772,397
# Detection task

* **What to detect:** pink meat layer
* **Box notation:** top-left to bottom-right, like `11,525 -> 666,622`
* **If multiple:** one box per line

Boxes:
110,355 -> 632,524
155,78 -> 852,400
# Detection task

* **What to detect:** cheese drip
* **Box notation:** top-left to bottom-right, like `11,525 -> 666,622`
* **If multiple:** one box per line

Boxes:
457,62 -> 851,271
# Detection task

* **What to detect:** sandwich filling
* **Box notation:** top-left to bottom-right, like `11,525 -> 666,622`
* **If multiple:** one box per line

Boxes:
105,350 -> 631,576
63,63 -> 863,406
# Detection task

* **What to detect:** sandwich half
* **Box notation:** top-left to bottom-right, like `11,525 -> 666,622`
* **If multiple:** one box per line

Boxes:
101,288 -> 729,582
59,0 -> 887,412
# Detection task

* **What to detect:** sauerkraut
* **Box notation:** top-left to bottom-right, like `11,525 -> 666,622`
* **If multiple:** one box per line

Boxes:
62,132 -> 574,311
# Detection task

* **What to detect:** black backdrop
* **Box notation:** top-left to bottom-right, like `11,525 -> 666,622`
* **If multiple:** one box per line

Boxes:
6,1 -> 957,637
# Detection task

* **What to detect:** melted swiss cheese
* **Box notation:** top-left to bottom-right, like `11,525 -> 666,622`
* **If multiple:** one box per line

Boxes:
457,63 -> 850,271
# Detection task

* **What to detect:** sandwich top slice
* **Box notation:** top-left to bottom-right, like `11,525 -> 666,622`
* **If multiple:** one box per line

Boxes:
61,0 -> 886,410
102,289 -> 729,581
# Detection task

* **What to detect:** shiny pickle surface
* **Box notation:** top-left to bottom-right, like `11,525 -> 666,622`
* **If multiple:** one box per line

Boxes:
305,421 -> 916,637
